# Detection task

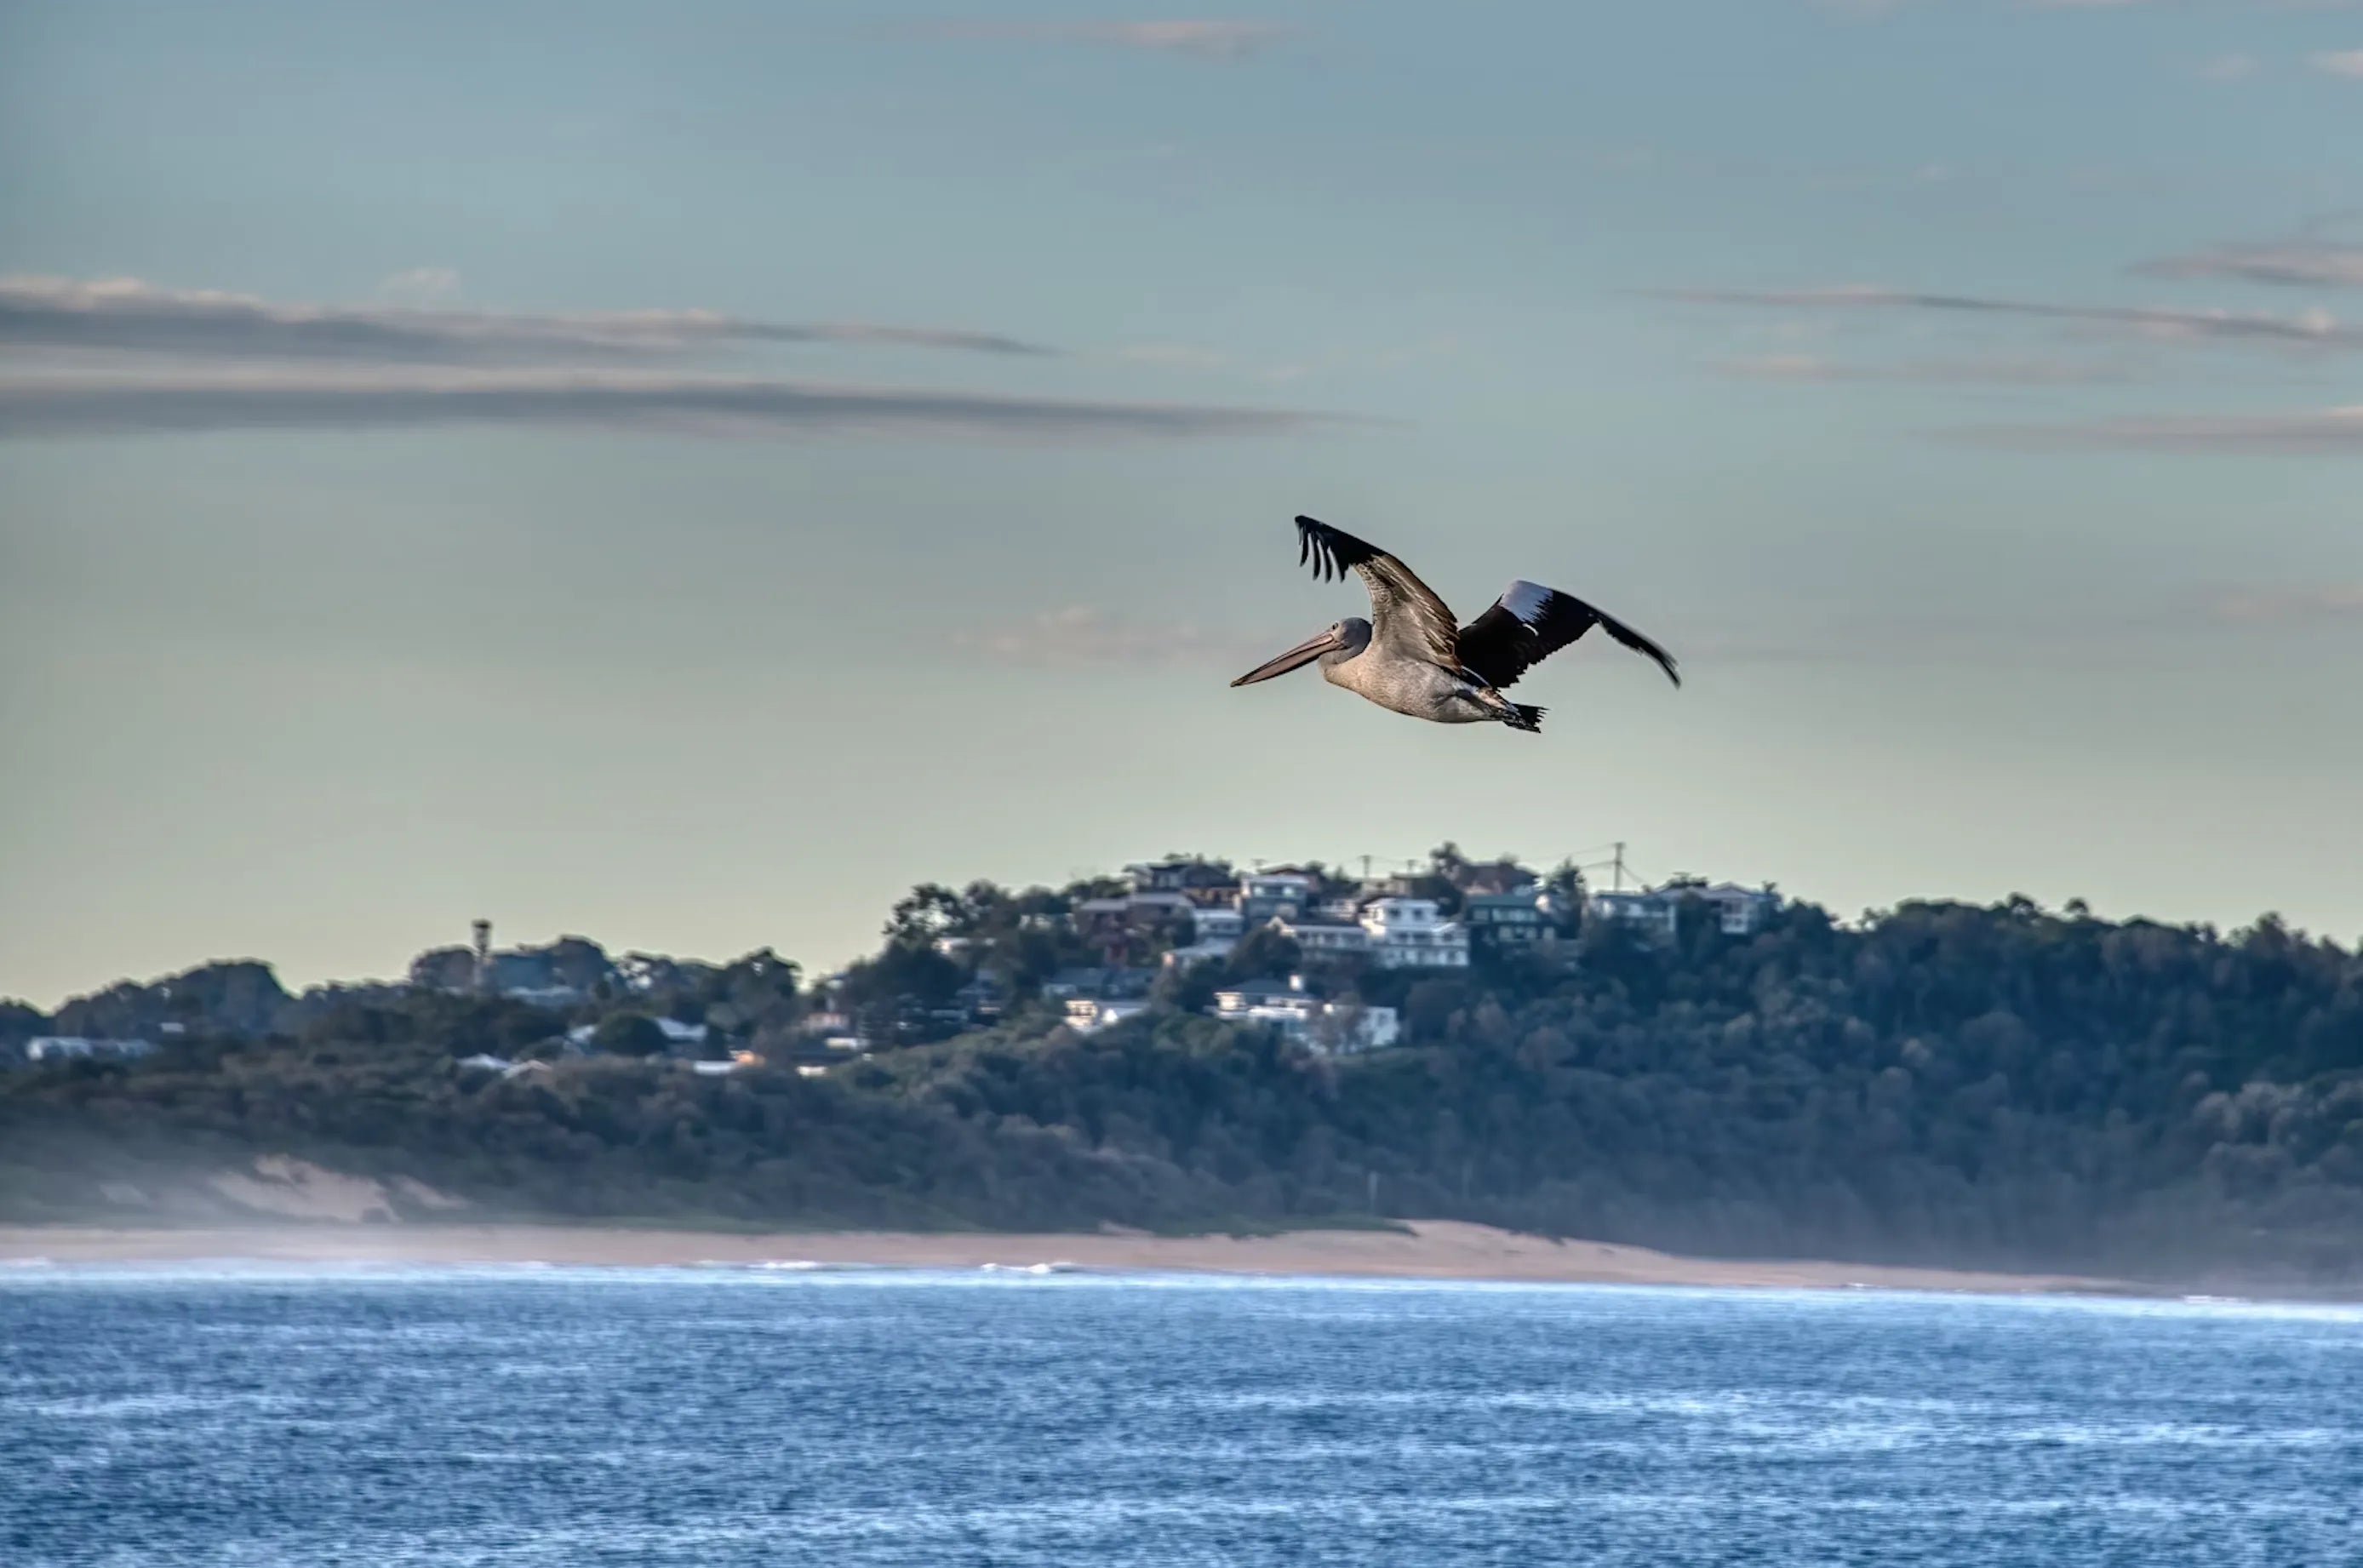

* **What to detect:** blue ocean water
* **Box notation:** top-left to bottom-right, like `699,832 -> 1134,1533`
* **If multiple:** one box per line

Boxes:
3,1265 -> 2359,1566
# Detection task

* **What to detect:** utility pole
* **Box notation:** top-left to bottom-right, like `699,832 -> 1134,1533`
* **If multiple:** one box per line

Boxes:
1611,842 -> 1628,891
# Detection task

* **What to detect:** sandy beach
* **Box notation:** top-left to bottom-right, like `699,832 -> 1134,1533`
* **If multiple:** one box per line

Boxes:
0,1220 -> 2138,1296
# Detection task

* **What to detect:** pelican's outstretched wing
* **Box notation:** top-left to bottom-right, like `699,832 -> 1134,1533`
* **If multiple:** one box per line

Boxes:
1293,516 -> 1463,670
1457,580 -> 1681,690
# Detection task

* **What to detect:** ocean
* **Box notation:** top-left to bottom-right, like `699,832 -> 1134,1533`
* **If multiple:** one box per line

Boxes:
3,1264 -> 2358,1565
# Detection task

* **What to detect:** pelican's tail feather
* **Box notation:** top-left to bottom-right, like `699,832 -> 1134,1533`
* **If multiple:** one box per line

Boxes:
1502,703 -> 1545,734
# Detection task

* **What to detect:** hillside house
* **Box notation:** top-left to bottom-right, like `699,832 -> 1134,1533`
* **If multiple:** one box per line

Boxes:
1462,885 -> 1565,948
1210,976 -> 1399,1054
1073,890 -> 1197,942
1041,967 -> 1154,1001
25,1035 -> 157,1063
1271,916 -> 1372,960
1587,883 -> 1780,939
1063,996 -> 1152,1033
1358,898 -> 1471,970
1124,858 -> 1236,896
1587,889 -> 1679,938
1239,870 -> 1319,923
1163,906 -> 1245,970
1685,882 -> 1782,935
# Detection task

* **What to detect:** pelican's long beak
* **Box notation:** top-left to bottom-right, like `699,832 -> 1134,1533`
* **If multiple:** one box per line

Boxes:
1231,627 -> 1342,687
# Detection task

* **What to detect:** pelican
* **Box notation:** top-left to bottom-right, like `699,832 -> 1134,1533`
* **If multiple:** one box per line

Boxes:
1230,515 -> 1679,732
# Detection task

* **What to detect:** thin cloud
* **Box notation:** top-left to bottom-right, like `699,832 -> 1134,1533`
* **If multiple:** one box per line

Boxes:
1714,352 -> 2130,385
0,369 -> 1337,443
2312,49 -> 2363,77
1971,403 -> 2363,452
2207,584 -> 2363,623
0,276 -> 1055,364
905,20 -> 1297,60
955,606 -> 1270,668
1662,284 -> 2360,348
2134,243 -> 2363,289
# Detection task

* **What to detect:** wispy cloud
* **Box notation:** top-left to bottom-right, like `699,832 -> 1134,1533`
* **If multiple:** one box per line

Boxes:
954,606 -> 1270,668
2312,49 -> 2363,77
0,369 -> 1336,443
1972,403 -> 2363,452
1663,284 -> 2360,348
0,276 -> 1055,364
1714,352 -> 2130,385
2206,584 -> 2363,623
904,20 -> 1297,60
2134,242 -> 2363,288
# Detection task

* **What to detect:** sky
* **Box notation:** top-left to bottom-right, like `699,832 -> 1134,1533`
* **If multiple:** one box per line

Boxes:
3,0 -> 2360,1006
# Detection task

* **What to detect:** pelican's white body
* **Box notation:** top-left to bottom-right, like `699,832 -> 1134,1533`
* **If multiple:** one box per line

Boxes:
1320,640 -> 1497,724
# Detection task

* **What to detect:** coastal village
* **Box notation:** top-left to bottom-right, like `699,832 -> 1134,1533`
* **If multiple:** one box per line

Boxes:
8,853 -> 1780,1074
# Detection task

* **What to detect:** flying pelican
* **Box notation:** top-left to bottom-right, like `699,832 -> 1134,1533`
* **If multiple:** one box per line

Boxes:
1229,515 -> 1679,733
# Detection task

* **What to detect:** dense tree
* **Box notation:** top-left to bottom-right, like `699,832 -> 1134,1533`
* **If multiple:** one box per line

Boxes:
590,1013 -> 669,1057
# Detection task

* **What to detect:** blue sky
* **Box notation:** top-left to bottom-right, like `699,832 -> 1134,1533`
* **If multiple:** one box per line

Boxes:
3,0 -> 2360,1004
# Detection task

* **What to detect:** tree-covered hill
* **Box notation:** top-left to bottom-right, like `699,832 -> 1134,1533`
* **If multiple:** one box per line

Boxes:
4,890 -> 2360,1285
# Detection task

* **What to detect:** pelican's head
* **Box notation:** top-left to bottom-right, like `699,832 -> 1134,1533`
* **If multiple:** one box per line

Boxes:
1230,617 -> 1370,687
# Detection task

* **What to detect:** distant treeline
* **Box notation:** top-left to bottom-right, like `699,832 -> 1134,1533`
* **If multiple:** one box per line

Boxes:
4,892 -> 2360,1284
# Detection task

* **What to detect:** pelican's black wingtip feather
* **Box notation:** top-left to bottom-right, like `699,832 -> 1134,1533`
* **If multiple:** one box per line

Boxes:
1293,515 -> 1382,585
1294,515 -> 1336,581
1605,619 -> 1681,688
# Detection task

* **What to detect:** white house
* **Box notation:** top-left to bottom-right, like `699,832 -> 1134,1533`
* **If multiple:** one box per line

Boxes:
1163,905 -> 1247,970
1239,871 -> 1318,921
1210,976 -> 1399,1054
1688,882 -> 1781,935
1587,889 -> 1679,938
1358,898 -> 1470,970
1271,916 -> 1372,959
1193,907 -> 1244,943
25,1036 -> 157,1062
1587,884 -> 1779,938
1064,997 -> 1152,1033
1315,891 -> 1367,923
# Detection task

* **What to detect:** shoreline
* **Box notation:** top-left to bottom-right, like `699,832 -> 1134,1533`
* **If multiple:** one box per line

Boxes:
0,1220 -> 2146,1296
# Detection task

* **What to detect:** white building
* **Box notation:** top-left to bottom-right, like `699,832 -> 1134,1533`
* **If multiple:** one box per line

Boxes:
1688,883 -> 1782,935
1586,884 -> 1779,938
1358,898 -> 1470,970
1210,976 -> 1399,1054
1193,907 -> 1244,943
1271,916 -> 1372,959
1164,902 -> 1247,970
1239,871 -> 1318,921
1315,891 -> 1367,923
1587,889 -> 1679,938
1064,997 -> 1152,1033
25,1036 -> 157,1062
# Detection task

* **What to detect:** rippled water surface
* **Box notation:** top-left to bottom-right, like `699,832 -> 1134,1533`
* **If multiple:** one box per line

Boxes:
4,1265 -> 2360,1565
